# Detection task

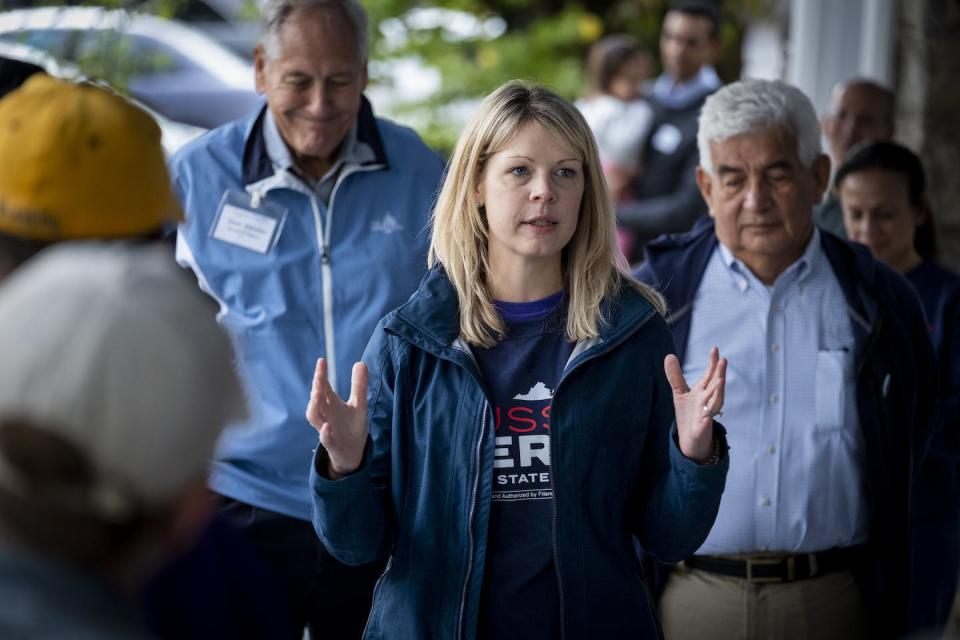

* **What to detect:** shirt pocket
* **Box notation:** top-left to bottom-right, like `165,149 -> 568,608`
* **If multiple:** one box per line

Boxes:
815,350 -> 854,431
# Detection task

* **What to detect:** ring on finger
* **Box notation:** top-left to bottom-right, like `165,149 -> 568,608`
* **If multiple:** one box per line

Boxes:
702,404 -> 723,419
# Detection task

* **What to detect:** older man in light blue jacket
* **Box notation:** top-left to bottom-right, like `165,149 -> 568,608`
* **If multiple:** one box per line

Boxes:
170,0 -> 444,635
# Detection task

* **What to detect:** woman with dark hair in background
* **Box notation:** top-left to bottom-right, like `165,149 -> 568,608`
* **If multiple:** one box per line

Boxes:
837,140 -> 960,632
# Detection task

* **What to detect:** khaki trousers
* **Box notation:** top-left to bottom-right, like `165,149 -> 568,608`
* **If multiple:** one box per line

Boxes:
659,564 -> 868,640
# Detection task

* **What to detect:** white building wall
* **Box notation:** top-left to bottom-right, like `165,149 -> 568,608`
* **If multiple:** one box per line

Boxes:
785,0 -> 895,114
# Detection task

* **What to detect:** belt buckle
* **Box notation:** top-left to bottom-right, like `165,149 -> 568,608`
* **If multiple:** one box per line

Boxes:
745,556 -> 793,583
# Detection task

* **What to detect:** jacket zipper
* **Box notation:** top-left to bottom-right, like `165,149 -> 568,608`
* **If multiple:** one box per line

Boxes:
304,163 -> 382,393
308,196 -> 338,391
361,555 -> 393,637
458,401 -> 489,640
547,307 -> 658,639
448,306 -> 654,639
548,451 -> 566,640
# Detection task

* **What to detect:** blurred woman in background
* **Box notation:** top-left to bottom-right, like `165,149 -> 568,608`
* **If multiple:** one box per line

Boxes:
837,140 -> 960,632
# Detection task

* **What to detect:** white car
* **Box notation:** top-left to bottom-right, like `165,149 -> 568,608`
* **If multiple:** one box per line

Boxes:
171,0 -> 261,59
0,6 -> 260,129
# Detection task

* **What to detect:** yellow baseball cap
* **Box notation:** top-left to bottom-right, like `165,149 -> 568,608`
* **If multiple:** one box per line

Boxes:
0,74 -> 181,242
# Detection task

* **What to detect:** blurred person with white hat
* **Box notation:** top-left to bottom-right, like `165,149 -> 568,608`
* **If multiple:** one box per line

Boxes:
0,242 -> 244,639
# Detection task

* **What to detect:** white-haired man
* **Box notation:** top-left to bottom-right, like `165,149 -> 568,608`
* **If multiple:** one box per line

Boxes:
170,0 -> 445,635
636,79 -> 936,639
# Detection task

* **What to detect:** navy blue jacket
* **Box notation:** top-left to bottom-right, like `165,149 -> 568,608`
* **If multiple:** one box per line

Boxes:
635,222 -> 938,637
311,268 -> 728,639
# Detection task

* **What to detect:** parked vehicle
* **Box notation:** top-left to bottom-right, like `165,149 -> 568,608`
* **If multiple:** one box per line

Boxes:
170,0 -> 260,59
0,6 -> 260,129
0,40 -> 206,156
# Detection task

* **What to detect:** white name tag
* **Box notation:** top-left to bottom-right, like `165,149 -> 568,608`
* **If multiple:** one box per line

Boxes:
212,204 -> 278,253
209,188 -> 288,254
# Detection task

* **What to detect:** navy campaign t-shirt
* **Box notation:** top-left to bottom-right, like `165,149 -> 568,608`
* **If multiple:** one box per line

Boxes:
473,291 -> 575,640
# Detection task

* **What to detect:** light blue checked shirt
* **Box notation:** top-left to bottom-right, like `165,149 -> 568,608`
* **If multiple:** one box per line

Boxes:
686,229 -> 869,554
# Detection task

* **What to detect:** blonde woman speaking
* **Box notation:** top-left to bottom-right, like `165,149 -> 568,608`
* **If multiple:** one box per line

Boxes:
307,80 -> 729,640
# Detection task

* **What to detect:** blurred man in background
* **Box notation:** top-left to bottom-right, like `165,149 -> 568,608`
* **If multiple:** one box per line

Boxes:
617,0 -> 721,263
816,78 -> 895,238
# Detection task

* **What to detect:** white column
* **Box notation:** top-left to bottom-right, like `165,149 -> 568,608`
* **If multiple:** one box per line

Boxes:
786,0 -> 822,95
786,0 -> 895,113
859,0 -> 896,85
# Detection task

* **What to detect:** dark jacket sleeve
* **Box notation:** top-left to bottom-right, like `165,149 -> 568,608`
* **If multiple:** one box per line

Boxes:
900,277 -> 940,471
879,265 -> 939,470
630,316 -> 728,562
927,280 -> 960,462
940,286 -> 960,459
311,321 -> 396,566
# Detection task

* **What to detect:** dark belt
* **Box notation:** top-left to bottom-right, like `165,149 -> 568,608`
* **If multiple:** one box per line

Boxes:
684,546 -> 864,583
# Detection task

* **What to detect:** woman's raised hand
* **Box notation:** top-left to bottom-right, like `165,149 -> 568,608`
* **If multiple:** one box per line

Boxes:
306,358 -> 369,479
664,346 -> 727,463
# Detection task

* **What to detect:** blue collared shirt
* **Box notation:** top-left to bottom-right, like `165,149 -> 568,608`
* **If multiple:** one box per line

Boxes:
651,65 -> 721,110
262,109 -> 375,207
685,228 -> 869,554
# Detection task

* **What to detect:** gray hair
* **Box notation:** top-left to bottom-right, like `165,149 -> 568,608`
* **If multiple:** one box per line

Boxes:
259,0 -> 369,61
697,79 -> 822,175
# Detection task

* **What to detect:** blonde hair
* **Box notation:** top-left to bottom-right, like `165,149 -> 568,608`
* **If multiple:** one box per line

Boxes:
428,80 -> 665,347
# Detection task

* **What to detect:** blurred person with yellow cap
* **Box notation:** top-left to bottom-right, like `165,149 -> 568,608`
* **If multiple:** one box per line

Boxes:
0,242 -> 243,639
0,73 -> 180,279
